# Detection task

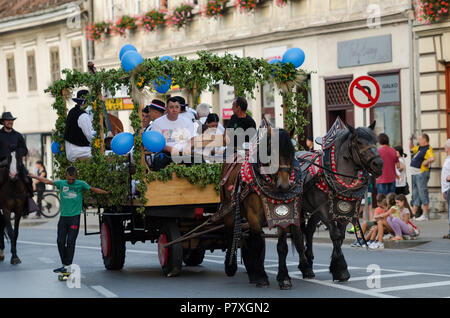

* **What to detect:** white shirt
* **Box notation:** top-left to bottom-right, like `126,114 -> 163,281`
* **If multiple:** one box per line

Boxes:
151,115 -> 195,151
179,111 -> 196,122
441,156 -> 450,193
65,113 -> 96,162
198,117 -> 225,134
395,157 -> 407,187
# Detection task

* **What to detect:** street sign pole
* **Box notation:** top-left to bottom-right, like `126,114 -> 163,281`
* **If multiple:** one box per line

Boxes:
348,75 -> 381,224
363,108 -> 369,222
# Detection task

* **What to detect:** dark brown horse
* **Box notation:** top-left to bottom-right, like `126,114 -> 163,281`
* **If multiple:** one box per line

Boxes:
221,124 -> 307,289
297,121 -> 383,281
0,151 -> 29,264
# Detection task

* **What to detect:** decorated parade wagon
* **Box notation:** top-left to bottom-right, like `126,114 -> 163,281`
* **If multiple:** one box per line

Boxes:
45,46 -> 309,278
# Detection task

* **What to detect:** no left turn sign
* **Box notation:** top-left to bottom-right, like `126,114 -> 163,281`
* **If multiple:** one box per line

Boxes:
348,76 -> 380,109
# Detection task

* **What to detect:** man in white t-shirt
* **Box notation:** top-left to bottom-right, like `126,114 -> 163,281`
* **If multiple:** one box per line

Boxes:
150,97 -> 195,170
441,139 -> 450,238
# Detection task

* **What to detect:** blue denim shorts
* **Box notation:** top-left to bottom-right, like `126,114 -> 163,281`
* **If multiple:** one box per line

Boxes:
411,170 -> 430,206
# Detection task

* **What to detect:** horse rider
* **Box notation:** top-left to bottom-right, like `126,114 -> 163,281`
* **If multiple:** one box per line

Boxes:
64,90 -> 96,162
0,111 -> 34,198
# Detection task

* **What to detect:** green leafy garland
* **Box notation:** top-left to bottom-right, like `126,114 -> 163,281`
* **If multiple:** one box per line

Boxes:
146,163 -> 223,193
46,51 -> 310,212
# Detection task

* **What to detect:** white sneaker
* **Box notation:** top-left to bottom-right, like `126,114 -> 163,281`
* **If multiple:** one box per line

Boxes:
368,241 -> 377,249
415,215 -> 429,221
369,241 -> 384,250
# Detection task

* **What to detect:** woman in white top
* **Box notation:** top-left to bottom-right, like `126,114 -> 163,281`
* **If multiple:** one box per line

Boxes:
394,146 -> 409,195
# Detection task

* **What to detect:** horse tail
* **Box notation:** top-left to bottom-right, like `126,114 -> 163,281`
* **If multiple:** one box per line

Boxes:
0,213 -> 10,243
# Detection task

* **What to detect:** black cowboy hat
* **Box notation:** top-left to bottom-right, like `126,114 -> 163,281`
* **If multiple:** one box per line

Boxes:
0,112 -> 17,123
72,89 -> 89,105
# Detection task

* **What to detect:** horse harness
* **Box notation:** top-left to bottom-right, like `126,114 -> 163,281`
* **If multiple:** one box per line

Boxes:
214,155 -> 303,230
299,140 -> 371,225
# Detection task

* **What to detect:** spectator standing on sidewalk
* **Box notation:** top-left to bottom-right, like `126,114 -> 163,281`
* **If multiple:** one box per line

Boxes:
410,133 -> 435,221
376,134 -> 404,195
394,146 -> 409,195
441,139 -> 450,239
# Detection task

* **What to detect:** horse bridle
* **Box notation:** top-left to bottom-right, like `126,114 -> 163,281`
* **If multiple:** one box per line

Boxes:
348,138 -> 378,172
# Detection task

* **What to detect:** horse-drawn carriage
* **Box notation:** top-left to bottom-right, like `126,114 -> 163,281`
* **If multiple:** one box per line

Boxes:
36,49 -> 384,289
98,172 -> 223,277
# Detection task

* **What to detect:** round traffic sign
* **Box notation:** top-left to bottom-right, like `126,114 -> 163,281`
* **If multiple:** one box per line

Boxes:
348,76 -> 380,109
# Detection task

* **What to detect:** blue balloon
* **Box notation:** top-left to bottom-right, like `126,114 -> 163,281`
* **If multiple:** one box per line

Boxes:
153,76 -> 172,94
282,48 -> 305,68
159,55 -> 174,62
121,51 -> 144,72
142,131 -> 166,153
269,59 -> 281,65
51,142 -> 61,154
111,132 -> 134,155
269,59 -> 281,76
119,44 -> 137,61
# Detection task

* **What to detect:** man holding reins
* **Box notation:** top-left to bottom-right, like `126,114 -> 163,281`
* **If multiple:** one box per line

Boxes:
0,111 -> 34,198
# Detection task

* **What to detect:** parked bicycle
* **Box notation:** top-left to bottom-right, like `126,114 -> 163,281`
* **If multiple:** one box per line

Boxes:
35,190 -> 60,218
12,190 -> 60,220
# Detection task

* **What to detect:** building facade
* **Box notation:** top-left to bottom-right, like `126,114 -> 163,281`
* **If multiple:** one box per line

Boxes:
413,13 -> 450,216
93,0 -> 444,211
0,0 -> 89,177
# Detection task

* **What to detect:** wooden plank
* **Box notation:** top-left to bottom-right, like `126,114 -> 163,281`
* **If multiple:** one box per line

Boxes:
141,174 -> 220,206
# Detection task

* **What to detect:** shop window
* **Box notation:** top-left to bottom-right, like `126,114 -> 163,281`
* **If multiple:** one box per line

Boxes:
24,134 -> 42,173
325,75 -> 354,129
27,51 -> 37,91
261,83 -> 275,127
6,55 -> 16,92
446,64 -> 450,138
50,47 -> 60,83
72,43 -> 83,72
369,70 -> 402,148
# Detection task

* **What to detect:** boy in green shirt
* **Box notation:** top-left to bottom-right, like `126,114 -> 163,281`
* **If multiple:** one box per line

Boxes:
29,166 -> 108,274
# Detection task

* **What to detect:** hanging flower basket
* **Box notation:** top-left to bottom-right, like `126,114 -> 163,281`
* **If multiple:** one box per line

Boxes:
203,0 -> 228,19
274,0 -> 288,7
86,21 -> 112,42
113,15 -> 139,37
142,9 -> 167,32
414,0 -> 449,24
167,3 -> 194,29
234,0 -> 258,13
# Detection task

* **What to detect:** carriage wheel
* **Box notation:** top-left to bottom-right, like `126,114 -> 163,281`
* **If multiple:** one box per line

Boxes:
101,215 -> 125,270
158,221 -> 182,277
183,248 -> 205,266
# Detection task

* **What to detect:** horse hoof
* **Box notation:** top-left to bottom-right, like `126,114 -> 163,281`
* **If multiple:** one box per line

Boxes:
0,255 -> 4,262
332,271 -> 350,282
299,263 -> 315,279
302,271 -> 315,279
278,280 -> 292,290
256,279 -> 270,288
10,257 -> 21,265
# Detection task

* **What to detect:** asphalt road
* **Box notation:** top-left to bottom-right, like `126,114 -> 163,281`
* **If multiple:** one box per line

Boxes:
1,221 -> 450,299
